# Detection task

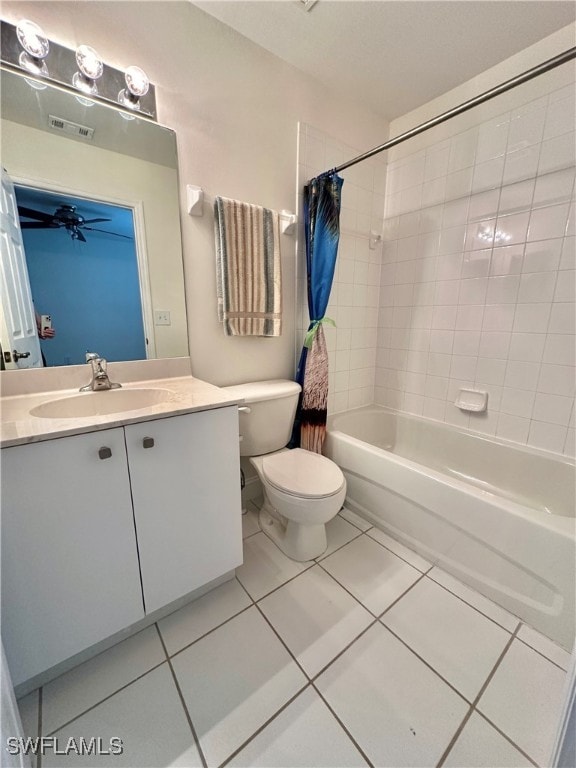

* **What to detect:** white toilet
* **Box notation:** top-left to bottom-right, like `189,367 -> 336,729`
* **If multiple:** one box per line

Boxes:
224,380 -> 346,561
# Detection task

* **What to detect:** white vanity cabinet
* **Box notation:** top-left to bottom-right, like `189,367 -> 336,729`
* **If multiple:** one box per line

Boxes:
125,408 -> 243,614
1,405 -> 243,688
1,427 -> 145,687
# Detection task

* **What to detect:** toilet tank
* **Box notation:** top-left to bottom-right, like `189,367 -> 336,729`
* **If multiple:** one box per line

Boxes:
223,379 -> 301,456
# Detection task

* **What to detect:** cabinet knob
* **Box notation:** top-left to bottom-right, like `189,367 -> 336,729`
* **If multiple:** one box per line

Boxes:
143,437 -> 155,449
98,447 -> 112,460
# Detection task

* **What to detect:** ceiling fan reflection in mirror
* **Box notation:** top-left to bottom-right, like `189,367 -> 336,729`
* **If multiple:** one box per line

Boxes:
18,204 -> 133,242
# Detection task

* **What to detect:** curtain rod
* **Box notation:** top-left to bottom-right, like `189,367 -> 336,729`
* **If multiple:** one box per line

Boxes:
325,47 -> 576,177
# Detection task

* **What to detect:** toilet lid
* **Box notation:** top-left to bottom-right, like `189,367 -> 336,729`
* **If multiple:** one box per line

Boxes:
262,448 -> 345,499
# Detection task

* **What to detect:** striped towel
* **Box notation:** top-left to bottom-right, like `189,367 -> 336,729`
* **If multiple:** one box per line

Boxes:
214,196 -> 282,337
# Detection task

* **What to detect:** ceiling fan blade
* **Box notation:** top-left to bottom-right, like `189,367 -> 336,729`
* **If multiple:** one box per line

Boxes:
75,229 -> 87,243
21,222 -> 57,229
18,206 -> 54,223
82,217 -> 112,224
83,227 -> 133,239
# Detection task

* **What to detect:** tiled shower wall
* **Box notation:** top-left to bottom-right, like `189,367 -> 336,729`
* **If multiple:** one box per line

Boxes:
376,73 -> 576,457
296,123 -> 387,413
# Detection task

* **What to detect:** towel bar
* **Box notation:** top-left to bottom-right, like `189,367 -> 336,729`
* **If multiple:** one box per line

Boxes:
186,184 -> 297,235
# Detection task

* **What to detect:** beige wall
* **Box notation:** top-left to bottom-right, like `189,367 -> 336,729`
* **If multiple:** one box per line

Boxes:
1,1 -> 389,386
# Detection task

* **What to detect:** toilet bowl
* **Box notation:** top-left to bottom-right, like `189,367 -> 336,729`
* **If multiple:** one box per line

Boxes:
251,448 -> 346,561
222,380 -> 346,561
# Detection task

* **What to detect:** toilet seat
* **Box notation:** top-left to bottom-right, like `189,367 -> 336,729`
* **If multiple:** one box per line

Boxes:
262,448 -> 345,499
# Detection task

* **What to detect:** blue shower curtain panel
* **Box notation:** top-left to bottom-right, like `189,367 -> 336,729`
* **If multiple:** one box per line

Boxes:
293,171 -> 343,453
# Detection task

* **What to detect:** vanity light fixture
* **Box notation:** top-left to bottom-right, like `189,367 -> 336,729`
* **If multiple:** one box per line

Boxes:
118,65 -> 149,110
16,19 -> 49,76
73,44 -> 103,95
1,19 -> 157,119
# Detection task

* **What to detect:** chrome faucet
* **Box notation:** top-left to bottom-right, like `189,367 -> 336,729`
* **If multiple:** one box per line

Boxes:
80,352 -> 122,392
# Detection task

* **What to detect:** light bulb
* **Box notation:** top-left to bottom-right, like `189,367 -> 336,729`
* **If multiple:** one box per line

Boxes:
75,45 -> 103,80
118,65 -> 149,110
125,66 -> 149,97
16,19 -> 49,59
16,19 -> 49,75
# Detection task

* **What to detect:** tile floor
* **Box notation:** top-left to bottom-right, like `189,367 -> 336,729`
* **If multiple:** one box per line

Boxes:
17,503 -> 572,768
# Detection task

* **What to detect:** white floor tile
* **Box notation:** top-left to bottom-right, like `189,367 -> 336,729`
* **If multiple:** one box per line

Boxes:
158,578 -> 252,656
477,638 -> 567,766
228,686 -> 368,767
443,712 -> 533,767
236,532 -> 311,601
316,515 -> 362,560
428,567 -> 520,632
42,626 -> 166,735
366,527 -> 432,572
316,623 -> 468,767
259,565 -> 374,677
242,506 -> 260,538
320,536 -> 422,615
171,606 -> 307,767
382,578 -> 511,701
43,664 -> 203,767
339,508 -> 373,532
517,623 -> 572,670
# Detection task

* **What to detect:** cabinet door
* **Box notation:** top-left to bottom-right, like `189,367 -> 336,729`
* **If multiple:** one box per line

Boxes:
1,429 -> 145,686
126,408 -> 243,614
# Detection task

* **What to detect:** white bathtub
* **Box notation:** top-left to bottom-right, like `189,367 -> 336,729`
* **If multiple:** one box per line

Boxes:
324,406 -> 576,650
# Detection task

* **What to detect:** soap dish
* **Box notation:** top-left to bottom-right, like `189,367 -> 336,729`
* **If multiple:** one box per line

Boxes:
455,388 -> 488,413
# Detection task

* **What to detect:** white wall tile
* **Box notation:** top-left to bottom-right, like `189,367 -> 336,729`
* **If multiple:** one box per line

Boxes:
371,81 -> 576,450
490,244 -> 524,276
532,392 -> 574,426
513,303 -> 551,333
528,203 -> 571,242
538,364 -> 576,397
496,413 -> 530,442
523,239 -> 562,273
504,360 -> 541,391
528,421 -> 568,453
498,179 -> 534,215
508,333 -> 546,363
500,387 -> 535,418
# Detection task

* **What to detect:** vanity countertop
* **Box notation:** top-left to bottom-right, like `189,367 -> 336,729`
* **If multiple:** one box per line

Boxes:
0,376 -> 243,448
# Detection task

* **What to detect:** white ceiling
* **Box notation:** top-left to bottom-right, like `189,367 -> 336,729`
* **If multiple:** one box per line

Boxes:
193,0 -> 575,121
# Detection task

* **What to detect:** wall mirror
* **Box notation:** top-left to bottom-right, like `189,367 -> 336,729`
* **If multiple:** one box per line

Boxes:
0,67 -> 189,369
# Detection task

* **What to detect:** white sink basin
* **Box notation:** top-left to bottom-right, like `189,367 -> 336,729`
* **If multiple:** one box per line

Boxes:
30,388 -> 172,419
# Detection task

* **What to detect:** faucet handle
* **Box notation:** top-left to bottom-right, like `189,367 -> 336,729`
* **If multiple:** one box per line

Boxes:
85,351 -> 100,363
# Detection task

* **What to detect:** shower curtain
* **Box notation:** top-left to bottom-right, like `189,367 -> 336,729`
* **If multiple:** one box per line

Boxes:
293,171 -> 343,453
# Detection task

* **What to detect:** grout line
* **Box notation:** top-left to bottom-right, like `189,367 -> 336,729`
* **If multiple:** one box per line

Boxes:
166,601 -> 255,662
339,508 -> 374,533
313,528 -> 363,563
364,527 -> 433,573
309,619 -> 379,683
515,634 -> 571,673
235,574 -> 257,603
379,622 -> 472,708
310,681 -> 375,768
377,570 -> 428,619
253,603 -> 311,681
474,710 -> 539,768
44,660 -> 168,737
424,570 -> 519,635
218,683 -> 310,768
155,625 -> 208,768
435,622 -> 521,767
